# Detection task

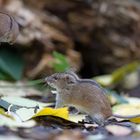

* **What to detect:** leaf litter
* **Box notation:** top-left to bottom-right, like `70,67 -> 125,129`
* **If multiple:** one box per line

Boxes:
0,65 -> 140,140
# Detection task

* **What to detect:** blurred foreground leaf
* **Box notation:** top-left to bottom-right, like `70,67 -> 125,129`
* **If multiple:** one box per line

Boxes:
1,96 -> 53,110
0,48 -> 24,80
124,97 -> 140,104
113,103 -> 140,123
0,113 -> 35,128
112,61 -> 139,84
94,75 -> 113,87
53,51 -> 70,72
0,108 -> 13,118
94,61 -> 140,87
0,97 -> 69,122
105,125 -> 132,136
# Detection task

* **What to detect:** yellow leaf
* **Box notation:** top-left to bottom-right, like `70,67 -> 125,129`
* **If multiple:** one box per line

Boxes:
113,104 -> 140,123
130,117 -> 140,123
32,107 -> 69,120
0,108 -> 13,119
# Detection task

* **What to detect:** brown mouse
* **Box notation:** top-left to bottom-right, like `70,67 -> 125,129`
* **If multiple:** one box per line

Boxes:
45,71 -> 140,125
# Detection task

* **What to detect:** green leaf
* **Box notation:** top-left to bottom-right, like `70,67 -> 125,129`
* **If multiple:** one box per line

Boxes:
0,48 -> 25,80
53,51 -> 70,72
0,70 -> 10,80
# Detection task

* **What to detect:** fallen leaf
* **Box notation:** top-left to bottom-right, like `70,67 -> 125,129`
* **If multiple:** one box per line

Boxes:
1,96 -> 53,110
135,124 -> 140,132
0,114 -> 36,128
34,116 -> 84,129
105,125 -> 132,136
1,97 -> 69,122
15,107 -> 37,121
124,97 -> 140,104
69,114 -> 86,123
94,75 -> 112,87
87,134 -> 105,140
0,135 -> 27,140
113,104 -> 140,116
130,118 -> 140,124
33,107 -> 69,120
94,61 -> 139,87
47,129 -> 85,140
0,108 -> 13,119
113,103 -> 140,123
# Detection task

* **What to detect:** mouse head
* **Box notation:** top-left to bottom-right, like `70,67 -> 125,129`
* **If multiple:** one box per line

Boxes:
45,72 -> 77,90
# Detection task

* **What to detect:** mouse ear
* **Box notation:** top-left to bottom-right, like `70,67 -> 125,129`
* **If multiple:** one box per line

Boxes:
65,75 -> 75,85
65,69 -> 79,80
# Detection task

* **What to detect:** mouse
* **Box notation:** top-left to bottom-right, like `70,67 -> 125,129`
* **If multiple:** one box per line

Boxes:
45,71 -> 140,126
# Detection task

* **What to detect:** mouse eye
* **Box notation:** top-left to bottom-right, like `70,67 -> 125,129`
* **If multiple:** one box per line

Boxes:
53,77 -> 58,80
65,76 -> 69,80
68,80 -> 74,84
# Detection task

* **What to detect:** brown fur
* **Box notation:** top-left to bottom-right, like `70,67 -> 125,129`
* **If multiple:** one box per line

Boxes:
46,72 -> 112,125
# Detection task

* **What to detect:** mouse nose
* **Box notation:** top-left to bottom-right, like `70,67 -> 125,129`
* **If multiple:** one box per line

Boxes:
45,76 -> 53,84
44,77 -> 49,82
